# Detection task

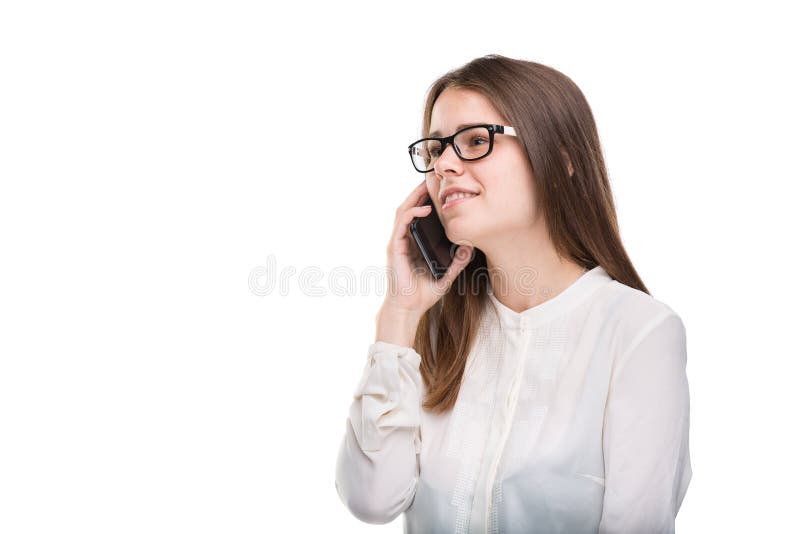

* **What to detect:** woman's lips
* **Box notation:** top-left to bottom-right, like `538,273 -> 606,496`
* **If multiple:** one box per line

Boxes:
443,194 -> 478,211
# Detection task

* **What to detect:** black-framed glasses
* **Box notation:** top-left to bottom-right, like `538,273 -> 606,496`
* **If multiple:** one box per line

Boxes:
407,124 -> 517,173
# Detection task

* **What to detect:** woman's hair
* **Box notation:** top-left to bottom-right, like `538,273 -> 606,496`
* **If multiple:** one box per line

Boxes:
413,54 -> 650,414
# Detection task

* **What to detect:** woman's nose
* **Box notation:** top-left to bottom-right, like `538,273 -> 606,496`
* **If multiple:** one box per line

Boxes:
434,142 -> 461,173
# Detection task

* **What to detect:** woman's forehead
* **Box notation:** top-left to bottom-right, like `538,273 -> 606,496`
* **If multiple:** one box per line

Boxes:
429,88 -> 502,135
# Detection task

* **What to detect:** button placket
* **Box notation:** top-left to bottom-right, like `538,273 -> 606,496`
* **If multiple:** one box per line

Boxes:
485,320 -> 531,533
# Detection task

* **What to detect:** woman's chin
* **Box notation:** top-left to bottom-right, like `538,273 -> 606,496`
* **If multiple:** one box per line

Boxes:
444,227 -> 478,248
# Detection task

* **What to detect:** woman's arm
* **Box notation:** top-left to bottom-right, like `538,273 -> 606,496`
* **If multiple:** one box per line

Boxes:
598,312 -> 693,534
334,340 -> 423,524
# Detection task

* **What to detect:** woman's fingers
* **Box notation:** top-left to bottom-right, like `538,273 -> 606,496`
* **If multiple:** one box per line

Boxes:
395,180 -> 430,219
388,204 -> 433,254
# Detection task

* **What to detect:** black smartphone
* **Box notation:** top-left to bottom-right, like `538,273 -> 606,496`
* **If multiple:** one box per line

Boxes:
409,196 -> 458,280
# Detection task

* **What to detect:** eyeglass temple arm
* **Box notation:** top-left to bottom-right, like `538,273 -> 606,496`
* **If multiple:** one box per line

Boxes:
495,125 -> 516,136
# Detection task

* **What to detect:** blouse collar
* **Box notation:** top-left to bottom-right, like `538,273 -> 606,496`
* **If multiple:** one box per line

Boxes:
487,265 -> 613,330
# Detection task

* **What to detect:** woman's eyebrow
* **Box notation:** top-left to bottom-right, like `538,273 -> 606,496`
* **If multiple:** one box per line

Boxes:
428,122 -> 486,137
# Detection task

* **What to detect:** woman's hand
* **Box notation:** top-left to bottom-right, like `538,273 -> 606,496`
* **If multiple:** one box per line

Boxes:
382,180 -> 474,318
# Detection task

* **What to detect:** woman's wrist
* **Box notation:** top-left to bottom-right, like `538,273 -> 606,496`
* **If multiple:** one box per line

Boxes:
375,304 -> 422,347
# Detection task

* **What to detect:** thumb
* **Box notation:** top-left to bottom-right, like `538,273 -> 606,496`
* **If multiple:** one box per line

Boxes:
434,245 -> 474,294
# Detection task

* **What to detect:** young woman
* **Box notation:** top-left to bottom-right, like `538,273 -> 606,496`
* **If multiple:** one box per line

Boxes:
335,54 -> 692,534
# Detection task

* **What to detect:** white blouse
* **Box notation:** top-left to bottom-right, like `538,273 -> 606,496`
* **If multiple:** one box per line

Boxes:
335,266 -> 692,533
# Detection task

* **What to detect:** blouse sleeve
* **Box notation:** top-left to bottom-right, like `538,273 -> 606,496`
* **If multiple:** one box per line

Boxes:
598,312 -> 693,534
335,341 -> 424,524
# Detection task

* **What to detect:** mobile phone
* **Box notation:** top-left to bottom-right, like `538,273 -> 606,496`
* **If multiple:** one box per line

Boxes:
409,196 -> 459,280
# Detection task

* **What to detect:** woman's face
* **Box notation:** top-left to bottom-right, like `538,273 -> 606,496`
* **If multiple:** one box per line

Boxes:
425,87 -> 541,250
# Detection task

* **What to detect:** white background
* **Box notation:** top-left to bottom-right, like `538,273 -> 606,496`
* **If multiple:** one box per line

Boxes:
1,1 -> 797,532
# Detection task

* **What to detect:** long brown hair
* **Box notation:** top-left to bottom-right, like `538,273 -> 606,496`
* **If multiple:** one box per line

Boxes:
412,54 -> 650,414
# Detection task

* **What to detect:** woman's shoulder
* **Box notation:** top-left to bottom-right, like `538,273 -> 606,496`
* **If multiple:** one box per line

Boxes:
592,278 -> 684,338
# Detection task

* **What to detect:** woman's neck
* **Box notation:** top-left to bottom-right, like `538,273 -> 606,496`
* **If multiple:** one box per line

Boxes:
483,232 -> 586,314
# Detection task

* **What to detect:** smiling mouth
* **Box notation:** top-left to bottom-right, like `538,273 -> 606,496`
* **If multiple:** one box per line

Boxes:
443,192 -> 479,211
